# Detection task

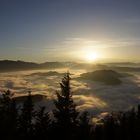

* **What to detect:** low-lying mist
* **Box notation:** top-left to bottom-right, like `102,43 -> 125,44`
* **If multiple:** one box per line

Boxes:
0,63 -> 140,116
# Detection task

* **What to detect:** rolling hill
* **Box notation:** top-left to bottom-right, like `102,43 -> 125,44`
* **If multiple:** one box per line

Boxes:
79,70 -> 124,85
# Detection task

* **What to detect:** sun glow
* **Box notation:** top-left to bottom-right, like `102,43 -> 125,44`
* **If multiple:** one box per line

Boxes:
85,52 -> 98,62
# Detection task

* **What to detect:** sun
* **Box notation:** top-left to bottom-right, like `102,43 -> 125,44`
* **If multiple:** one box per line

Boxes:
85,52 -> 98,62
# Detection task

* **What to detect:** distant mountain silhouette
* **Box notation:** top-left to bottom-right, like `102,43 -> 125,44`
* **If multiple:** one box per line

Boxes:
40,62 -> 66,68
27,71 -> 66,77
80,70 -> 123,85
0,60 -> 39,72
106,62 -> 140,66
0,60 -> 67,72
0,60 -> 140,73
110,66 -> 140,72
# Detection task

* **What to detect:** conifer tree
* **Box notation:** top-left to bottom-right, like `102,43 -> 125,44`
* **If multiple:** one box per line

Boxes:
34,106 -> 51,138
78,111 -> 92,140
18,91 -> 34,138
0,90 -> 18,139
53,72 -> 79,139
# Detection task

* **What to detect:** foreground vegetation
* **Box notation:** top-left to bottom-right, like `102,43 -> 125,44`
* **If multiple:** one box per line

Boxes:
0,73 -> 140,140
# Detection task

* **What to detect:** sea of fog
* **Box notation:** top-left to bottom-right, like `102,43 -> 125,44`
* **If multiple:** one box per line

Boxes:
0,68 -> 140,116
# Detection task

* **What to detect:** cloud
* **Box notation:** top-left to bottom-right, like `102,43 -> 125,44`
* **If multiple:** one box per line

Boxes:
62,37 -> 83,44
5,80 -> 14,89
73,95 -> 107,114
0,69 -> 140,116
61,37 -> 140,50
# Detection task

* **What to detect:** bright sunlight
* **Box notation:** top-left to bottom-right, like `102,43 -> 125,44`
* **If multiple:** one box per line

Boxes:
85,52 -> 98,62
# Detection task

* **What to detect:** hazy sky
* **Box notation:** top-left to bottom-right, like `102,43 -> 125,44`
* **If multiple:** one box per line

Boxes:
1,0 -> 140,62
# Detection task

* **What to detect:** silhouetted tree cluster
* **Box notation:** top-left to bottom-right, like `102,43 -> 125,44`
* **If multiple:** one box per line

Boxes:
0,73 -> 140,140
93,107 -> 140,140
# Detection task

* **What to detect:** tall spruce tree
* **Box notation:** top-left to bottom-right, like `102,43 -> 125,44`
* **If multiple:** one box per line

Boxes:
34,106 -> 51,139
18,91 -> 34,138
53,72 -> 79,139
0,90 -> 18,139
78,111 -> 92,140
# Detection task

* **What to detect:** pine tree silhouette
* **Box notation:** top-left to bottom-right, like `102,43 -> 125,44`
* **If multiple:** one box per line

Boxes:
34,106 -> 51,139
18,91 -> 34,138
78,111 -> 92,140
53,72 -> 79,139
0,90 -> 18,139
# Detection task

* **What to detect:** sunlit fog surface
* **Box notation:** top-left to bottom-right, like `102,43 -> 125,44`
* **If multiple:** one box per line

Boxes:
0,68 -> 140,116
